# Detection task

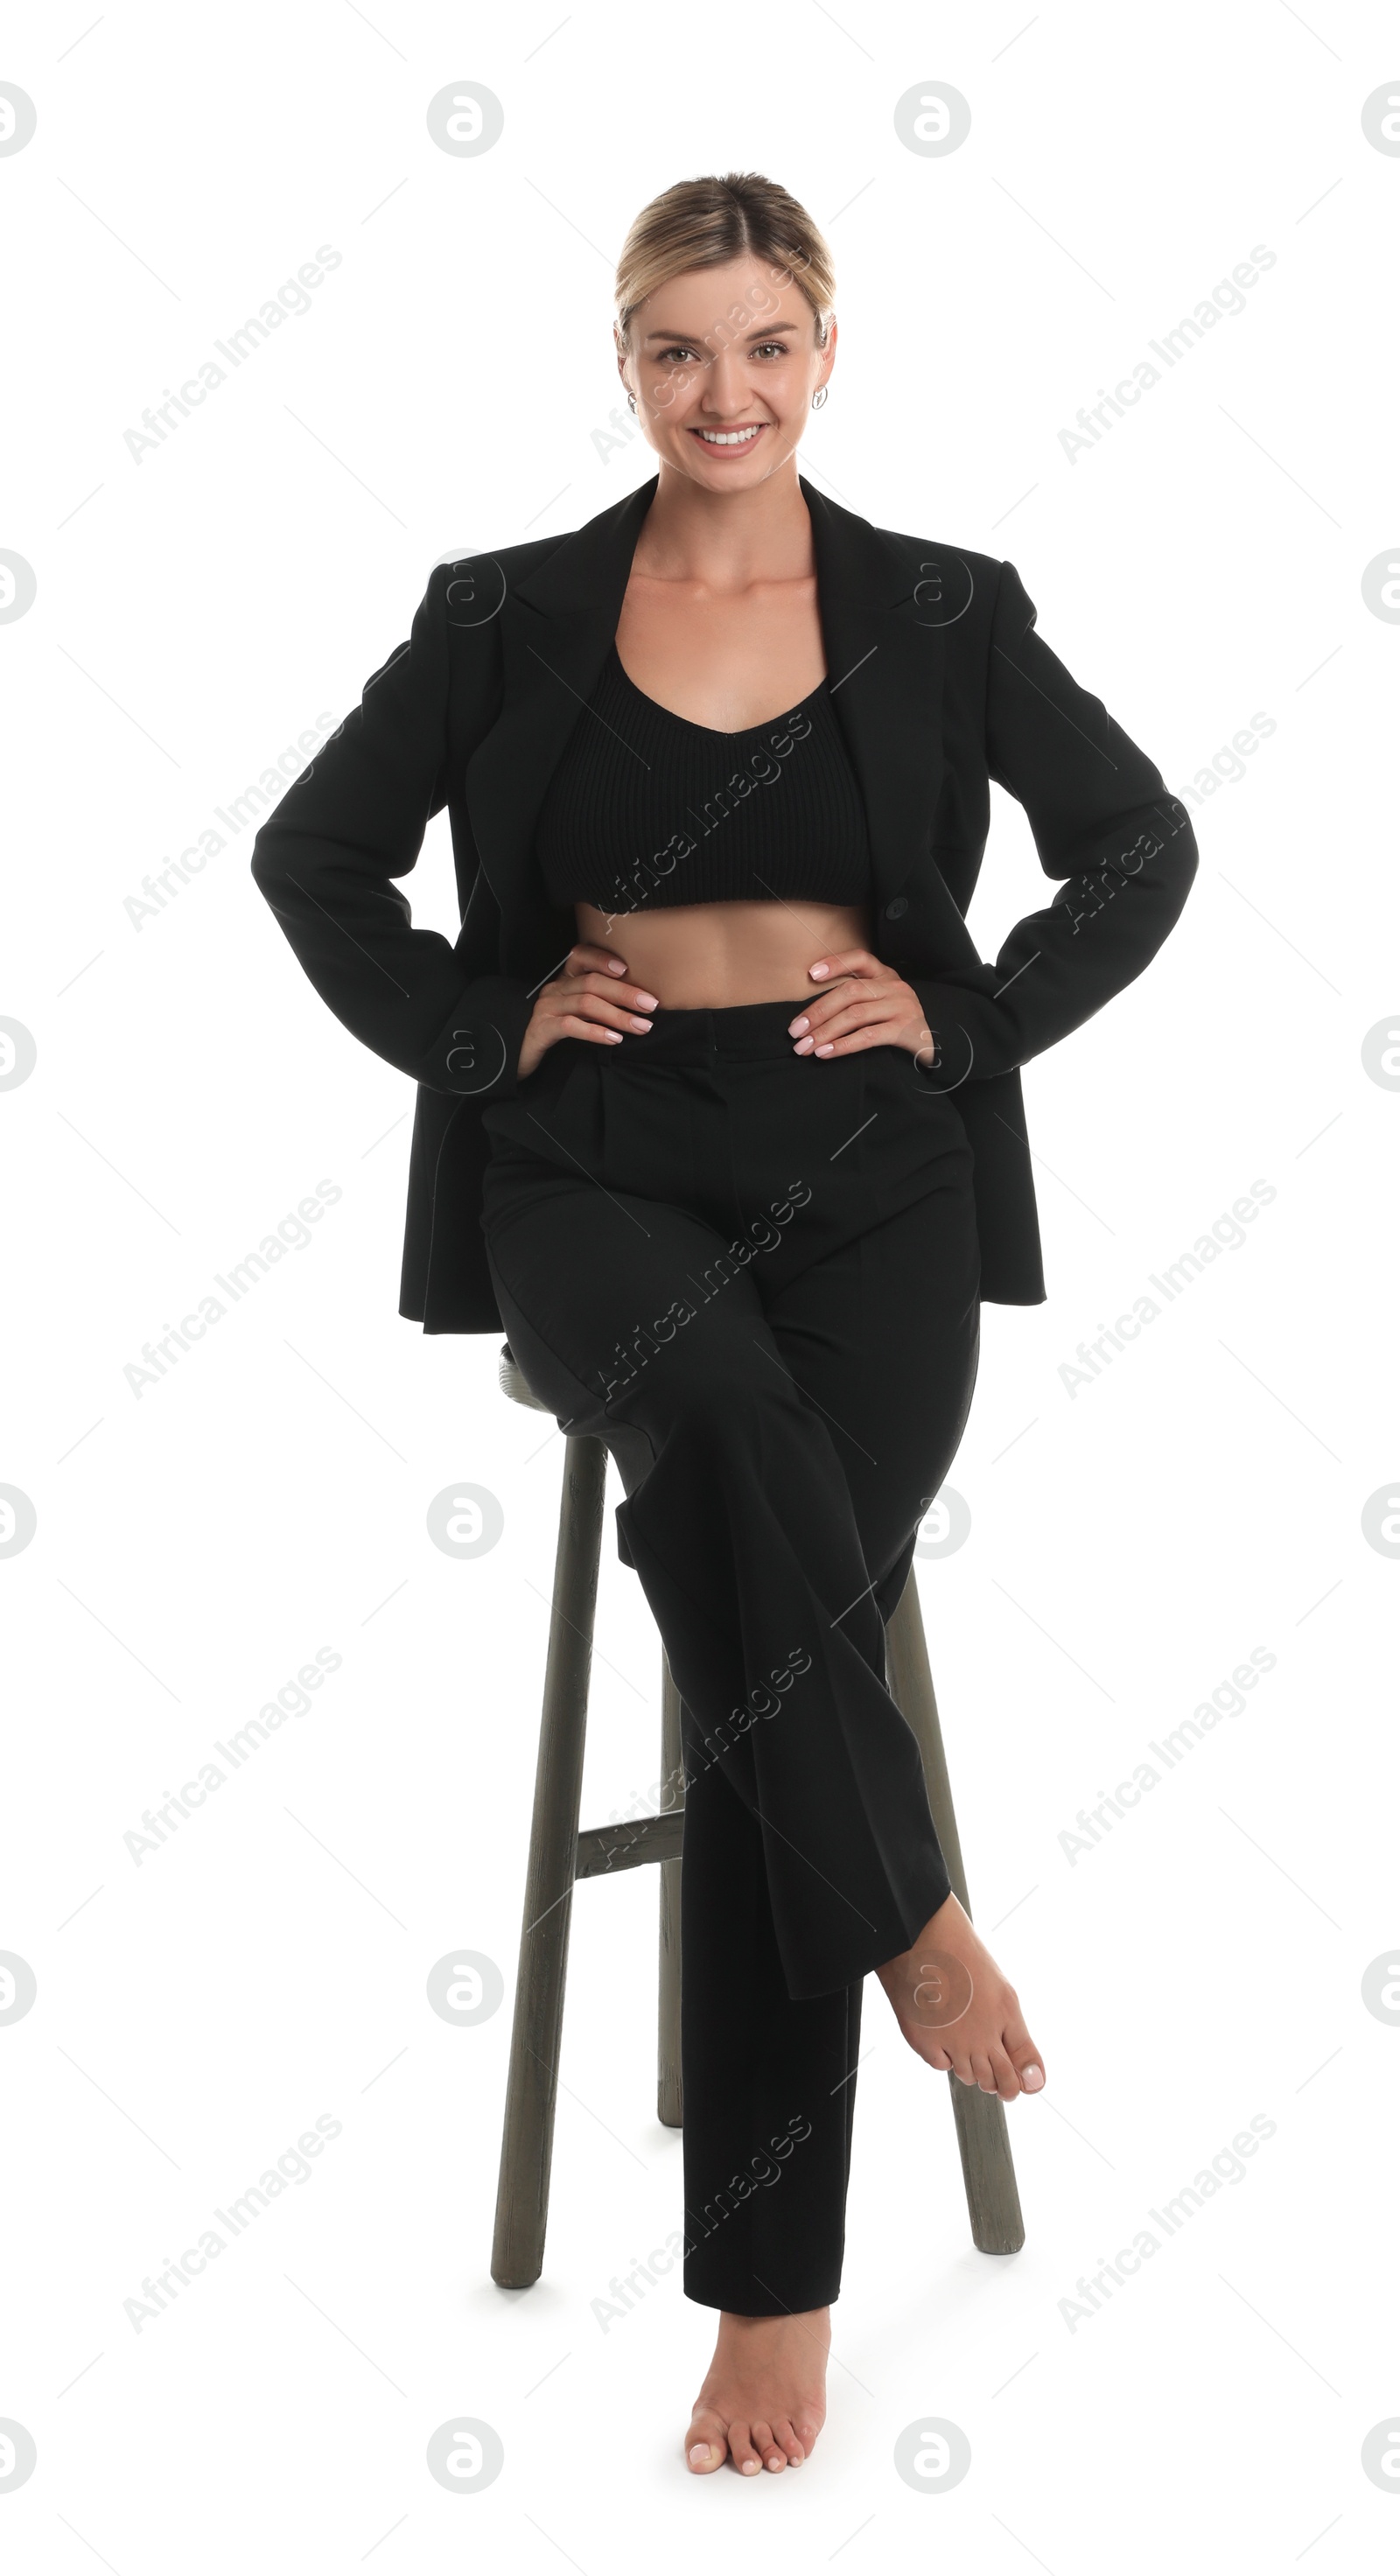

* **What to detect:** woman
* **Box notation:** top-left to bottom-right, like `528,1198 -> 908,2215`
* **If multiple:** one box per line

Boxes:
250,171 -> 1198,2478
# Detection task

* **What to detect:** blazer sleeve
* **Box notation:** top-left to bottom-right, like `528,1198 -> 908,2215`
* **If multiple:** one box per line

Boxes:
910,557 -> 1198,1087
248,564 -> 532,1103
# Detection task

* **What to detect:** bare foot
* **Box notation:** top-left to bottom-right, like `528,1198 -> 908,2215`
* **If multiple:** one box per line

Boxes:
685,2307 -> 830,2475
876,1891 -> 1046,2099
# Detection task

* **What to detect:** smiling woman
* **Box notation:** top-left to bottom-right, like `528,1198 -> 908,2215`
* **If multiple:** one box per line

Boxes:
248,164 -> 1196,2488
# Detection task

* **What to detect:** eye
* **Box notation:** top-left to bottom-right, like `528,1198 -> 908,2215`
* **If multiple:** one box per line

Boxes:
656,343 -> 704,365
753,342 -> 788,359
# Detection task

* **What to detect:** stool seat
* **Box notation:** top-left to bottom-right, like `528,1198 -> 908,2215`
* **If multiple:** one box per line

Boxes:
490,1340 -> 1026,2290
500,1341 -> 551,1414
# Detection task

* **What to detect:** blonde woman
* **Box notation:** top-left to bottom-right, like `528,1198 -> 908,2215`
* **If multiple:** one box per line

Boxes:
252,170 -> 1197,2477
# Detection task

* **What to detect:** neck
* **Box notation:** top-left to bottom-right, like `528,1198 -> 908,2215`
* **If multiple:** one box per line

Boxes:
633,457 -> 815,591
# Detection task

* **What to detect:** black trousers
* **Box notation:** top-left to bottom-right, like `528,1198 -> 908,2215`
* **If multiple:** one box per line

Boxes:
480,1001 -> 981,2314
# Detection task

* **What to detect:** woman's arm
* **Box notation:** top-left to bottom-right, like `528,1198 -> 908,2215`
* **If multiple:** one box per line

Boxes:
910,557 -> 1199,1087
249,564 -> 532,1102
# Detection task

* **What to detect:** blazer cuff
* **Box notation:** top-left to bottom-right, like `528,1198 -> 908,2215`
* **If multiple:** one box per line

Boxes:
423,974 -> 534,1102
908,975 -> 1022,1088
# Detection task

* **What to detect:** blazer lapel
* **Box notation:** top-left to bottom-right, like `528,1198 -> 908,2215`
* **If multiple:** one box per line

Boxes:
462,467 -> 984,983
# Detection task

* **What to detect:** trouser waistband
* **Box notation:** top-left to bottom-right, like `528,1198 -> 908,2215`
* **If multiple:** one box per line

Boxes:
583,999 -> 809,1068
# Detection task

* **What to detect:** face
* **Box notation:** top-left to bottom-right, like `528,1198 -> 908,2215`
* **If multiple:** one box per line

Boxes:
617,256 -> 836,491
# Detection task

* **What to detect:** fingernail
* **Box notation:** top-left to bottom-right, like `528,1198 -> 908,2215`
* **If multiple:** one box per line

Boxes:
1022,2063 -> 1045,2090
636,991 -> 659,1009
789,1015 -> 809,1034
815,1043 -> 834,1057
793,1038 -> 813,1054
809,963 -> 830,979
607,959 -> 626,973
630,1018 -> 651,1032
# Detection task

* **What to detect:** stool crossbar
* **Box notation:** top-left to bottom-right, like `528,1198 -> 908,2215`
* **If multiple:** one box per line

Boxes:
490,1340 -> 1025,2290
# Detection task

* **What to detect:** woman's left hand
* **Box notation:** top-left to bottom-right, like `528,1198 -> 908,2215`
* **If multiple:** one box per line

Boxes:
788,949 -> 934,1066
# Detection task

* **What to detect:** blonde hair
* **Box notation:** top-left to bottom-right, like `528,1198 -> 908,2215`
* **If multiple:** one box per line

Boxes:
614,171 -> 836,354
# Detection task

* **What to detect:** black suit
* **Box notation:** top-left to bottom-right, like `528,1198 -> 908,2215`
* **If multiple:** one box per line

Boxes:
250,477 -> 1197,2314
250,473 -> 1198,1330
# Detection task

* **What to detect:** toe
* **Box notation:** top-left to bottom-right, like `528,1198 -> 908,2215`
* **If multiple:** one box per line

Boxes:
971,2051 -> 998,2094
1003,1995 -> 1045,2092
1009,2037 -> 1045,2091
794,2414 -> 822,2457
729,2421 -> 762,2476
772,2416 -> 806,2465
686,2410 -> 727,2474
752,2418 -> 786,2472
987,2041 -> 1022,2103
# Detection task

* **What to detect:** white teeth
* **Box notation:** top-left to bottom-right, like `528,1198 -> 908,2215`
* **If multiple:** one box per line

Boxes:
696,426 -> 763,444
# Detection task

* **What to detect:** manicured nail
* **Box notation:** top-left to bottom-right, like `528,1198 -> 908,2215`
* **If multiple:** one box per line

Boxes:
789,1015 -> 809,1035
635,991 -> 659,1008
793,1038 -> 813,1054
1022,2063 -> 1045,2090
606,959 -> 627,973
815,1043 -> 834,1057
630,1018 -> 651,1032
809,963 -> 830,979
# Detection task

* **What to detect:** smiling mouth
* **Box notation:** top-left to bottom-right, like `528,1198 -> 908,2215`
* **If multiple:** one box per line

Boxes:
687,424 -> 768,450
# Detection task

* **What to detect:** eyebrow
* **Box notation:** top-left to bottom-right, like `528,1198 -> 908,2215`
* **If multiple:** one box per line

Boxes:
640,319 -> 801,341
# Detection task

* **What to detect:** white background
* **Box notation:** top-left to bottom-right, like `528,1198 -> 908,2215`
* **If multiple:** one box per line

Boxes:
3,1 -> 1398,2566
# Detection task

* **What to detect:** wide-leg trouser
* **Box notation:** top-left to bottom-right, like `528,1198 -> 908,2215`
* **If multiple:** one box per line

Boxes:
480,1001 -> 981,2314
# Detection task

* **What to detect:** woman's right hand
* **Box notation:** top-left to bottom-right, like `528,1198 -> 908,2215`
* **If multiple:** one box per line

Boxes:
516,942 -> 659,1082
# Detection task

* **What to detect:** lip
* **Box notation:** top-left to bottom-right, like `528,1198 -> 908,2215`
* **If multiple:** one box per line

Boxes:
686,424 -> 770,456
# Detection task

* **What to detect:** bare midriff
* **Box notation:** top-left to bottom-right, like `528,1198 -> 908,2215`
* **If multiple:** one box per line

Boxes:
570,897 -> 872,1010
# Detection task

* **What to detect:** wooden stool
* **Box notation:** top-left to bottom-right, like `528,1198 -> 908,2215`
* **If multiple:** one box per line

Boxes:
490,1340 -> 1026,2289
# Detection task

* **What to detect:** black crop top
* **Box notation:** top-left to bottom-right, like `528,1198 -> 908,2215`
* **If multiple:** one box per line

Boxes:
535,642 -> 872,915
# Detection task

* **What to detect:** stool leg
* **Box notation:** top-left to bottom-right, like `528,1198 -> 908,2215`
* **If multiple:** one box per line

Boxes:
885,1571 -> 1026,2258
491,1434 -> 608,2289
657,1650 -> 683,2128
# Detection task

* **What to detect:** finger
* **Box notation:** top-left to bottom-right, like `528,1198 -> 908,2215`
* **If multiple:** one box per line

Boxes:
566,942 -> 631,977
807,948 -> 879,984
796,1014 -> 915,1059
555,1004 -> 652,1043
550,973 -> 657,1015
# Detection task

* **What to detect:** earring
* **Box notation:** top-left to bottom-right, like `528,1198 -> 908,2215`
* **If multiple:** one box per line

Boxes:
811,384 -> 829,410
626,393 -> 637,414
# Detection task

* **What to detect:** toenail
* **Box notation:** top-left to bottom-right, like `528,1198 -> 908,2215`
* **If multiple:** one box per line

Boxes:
742,2459 -> 760,2474
690,2444 -> 713,2465
1023,2063 -> 1045,2090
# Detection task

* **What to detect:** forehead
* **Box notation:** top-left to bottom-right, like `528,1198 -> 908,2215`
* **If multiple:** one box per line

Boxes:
633,258 -> 815,336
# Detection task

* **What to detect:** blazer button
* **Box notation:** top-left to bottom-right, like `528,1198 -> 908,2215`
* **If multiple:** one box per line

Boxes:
885,895 -> 909,920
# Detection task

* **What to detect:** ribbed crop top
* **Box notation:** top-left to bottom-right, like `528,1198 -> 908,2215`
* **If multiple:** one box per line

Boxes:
534,642 -> 872,916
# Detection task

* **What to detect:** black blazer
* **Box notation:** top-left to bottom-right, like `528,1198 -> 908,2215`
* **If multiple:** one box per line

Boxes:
249,472 -> 1198,1332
